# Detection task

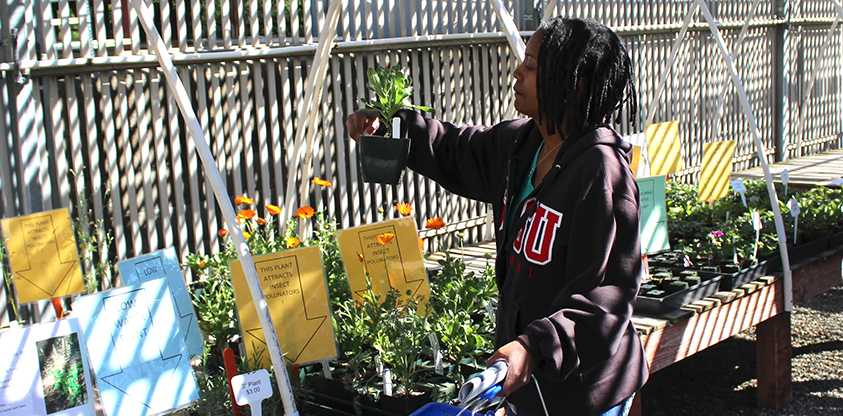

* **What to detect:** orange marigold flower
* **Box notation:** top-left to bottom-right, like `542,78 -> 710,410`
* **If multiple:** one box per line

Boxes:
235,195 -> 255,205
296,206 -> 315,219
376,232 -> 396,246
266,204 -> 282,217
286,236 -> 301,249
395,202 -> 413,217
425,217 -> 446,230
311,177 -> 333,188
218,228 -> 229,238
256,217 -> 268,226
197,259 -> 207,270
237,209 -> 257,220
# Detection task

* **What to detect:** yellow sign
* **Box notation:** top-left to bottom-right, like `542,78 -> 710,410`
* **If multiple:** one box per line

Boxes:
231,247 -> 337,368
698,140 -> 737,202
630,145 -> 642,177
337,218 -> 430,307
0,208 -> 84,303
646,121 -> 684,176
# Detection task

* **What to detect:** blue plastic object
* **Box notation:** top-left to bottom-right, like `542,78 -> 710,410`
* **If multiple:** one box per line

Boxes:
409,403 -> 497,416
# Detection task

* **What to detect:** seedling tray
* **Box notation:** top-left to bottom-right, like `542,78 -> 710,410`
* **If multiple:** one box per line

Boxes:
634,272 -> 724,315
718,260 -> 769,291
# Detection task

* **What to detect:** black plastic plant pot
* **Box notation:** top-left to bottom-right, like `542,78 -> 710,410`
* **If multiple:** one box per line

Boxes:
634,272 -> 724,315
359,135 -> 410,185
718,259 -> 769,291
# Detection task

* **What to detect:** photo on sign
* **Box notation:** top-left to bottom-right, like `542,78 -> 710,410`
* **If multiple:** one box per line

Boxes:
36,334 -> 88,414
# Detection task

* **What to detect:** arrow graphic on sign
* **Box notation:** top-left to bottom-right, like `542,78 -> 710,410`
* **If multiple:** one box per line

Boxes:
232,249 -> 335,366
1,210 -> 84,302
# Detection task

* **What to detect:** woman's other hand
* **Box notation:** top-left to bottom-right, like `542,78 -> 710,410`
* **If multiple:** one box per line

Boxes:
487,340 -> 534,397
345,109 -> 380,141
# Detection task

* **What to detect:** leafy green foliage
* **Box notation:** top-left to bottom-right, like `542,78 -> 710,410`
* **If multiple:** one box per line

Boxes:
361,66 -> 432,136
49,363 -> 84,404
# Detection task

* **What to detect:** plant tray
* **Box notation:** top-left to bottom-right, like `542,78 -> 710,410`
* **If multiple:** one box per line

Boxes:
767,236 -> 831,272
718,260 -> 769,291
634,272 -> 724,315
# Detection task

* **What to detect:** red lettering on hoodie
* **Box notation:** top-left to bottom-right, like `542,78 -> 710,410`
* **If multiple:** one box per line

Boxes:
512,201 -> 563,265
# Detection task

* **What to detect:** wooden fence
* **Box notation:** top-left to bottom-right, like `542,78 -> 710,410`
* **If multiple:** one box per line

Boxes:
0,0 -> 841,323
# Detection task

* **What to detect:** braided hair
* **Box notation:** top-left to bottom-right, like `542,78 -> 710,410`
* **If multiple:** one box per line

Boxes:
535,17 -> 637,138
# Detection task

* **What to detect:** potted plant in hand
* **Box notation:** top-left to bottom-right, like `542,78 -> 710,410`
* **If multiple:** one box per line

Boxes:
359,66 -> 432,184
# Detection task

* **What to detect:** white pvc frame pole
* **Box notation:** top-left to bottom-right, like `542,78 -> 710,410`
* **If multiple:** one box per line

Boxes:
283,0 -> 345,223
645,1 -> 700,126
794,2 -> 843,157
698,0 -> 794,312
132,0 -> 299,413
710,0 -> 763,140
491,0 -> 526,62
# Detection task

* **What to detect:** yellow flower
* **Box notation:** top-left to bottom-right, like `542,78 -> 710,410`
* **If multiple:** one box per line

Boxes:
243,231 -> 252,240
266,204 -> 282,217
395,202 -> 413,217
286,236 -> 301,249
237,209 -> 257,220
235,195 -> 255,205
197,259 -> 207,270
218,228 -> 229,238
311,177 -> 333,188
376,232 -> 396,246
425,217 -> 446,230
296,206 -> 315,219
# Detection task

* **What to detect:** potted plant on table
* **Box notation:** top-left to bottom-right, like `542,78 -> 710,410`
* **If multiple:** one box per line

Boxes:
359,66 -> 432,184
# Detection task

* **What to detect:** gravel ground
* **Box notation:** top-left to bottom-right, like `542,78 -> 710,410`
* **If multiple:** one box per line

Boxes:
642,286 -> 843,415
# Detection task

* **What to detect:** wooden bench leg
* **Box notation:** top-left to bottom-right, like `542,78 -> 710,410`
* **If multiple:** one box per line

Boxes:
757,312 -> 792,409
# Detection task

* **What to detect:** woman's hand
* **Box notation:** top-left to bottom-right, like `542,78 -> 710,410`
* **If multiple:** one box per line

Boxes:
487,340 -> 534,397
345,109 -> 380,141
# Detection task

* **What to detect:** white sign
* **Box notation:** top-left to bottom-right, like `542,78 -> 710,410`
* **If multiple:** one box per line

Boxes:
780,169 -> 790,196
789,197 -> 801,243
231,369 -> 272,416
751,210 -> 763,231
0,319 -> 96,416
731,178 -> 747,207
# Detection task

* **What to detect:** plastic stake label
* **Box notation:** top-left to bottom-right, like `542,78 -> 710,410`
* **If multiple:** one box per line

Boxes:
781,169 -> 790,196
383,368 -> 393,397
752,210 -> 762,261
392,117 -> 401,139
731,178 -> 747,208
232,369 -> 273,416
789,197 -> 800,243
429,333 -> 444,375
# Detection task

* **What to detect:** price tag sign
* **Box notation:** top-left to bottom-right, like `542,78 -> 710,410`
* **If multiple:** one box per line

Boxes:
429,333 -> 444,375
232,369 -> 272,415
731,178 -> 747,208
789,197 -> 801,243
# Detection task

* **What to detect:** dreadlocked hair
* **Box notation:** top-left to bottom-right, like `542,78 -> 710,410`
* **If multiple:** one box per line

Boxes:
536,17 -> 638,138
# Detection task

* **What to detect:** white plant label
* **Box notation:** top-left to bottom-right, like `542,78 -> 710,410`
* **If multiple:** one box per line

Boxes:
232,369 -> 272,416
383,368 -> 393,397
781,169 -> 790,196
375,355 -> 383,376
752,210 -> 763,231
731,178 -> 747,208
752,210 -> 762,261
321,360 -> 332,380
429,333 -> 444,375
391,117 -> 401,139
789,197 -> 800,243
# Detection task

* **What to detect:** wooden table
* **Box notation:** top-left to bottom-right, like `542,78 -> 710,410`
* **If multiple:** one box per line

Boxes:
429,241 -> 843,412
733,148 -> 843,189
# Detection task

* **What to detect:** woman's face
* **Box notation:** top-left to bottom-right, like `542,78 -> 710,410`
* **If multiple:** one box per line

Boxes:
514,32 -> 543,119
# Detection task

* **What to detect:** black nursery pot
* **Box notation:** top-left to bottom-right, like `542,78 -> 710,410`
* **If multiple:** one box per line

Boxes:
359,135 -> 411,185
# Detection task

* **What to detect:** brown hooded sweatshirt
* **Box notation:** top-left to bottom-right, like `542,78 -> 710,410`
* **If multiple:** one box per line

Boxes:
393,109 -> 648,415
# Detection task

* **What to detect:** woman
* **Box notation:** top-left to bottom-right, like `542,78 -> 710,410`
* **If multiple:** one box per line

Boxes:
347,17 -> 647,415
